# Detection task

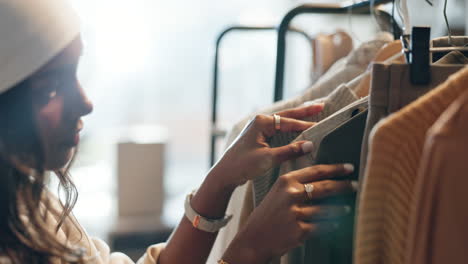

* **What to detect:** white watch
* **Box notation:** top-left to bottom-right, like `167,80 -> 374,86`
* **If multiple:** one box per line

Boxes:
184,190 -> 232,233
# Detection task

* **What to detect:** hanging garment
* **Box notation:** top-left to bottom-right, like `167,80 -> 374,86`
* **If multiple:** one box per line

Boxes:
303,109 -> 368,264
358,39 -> 468,188
271,97 -> 367,264
357,53 -> 468,189
254,83 -> 360,264
207,33 -> 393,264
354,66 -> 468,264
406,83 -> 468,264
310,108 -> 368,181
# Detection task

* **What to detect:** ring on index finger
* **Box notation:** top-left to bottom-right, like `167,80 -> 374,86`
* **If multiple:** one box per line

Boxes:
273,114 -> 281,131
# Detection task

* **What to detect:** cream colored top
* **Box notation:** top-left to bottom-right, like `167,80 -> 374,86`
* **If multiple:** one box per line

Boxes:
0,191 -> 165,264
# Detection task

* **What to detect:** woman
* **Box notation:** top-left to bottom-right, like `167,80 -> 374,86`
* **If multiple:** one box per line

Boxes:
0,1 -> 356,263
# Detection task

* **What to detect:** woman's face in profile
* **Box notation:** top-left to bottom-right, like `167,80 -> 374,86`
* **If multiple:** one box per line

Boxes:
28,36 -> 93,170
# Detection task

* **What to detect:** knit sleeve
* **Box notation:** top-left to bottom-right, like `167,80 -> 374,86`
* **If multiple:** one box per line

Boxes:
406,92 -> 468,264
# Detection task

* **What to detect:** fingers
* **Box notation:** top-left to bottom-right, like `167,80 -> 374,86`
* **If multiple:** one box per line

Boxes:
276,172 -> 357,204
295,205 -> 352,221
270,141 -> 314,165
264,116 -> 316,137
276,104 -> 324,120
293,164 -> 355,183
276,164 -> 356,203
297,221 -> 338,242
303,180 -> 356,201
250,114 -> 317,137
277,117 -> 317,134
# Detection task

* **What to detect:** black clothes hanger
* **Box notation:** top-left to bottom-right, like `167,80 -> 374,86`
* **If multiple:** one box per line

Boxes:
411,27 -> 431,85
403,0 -> 468,85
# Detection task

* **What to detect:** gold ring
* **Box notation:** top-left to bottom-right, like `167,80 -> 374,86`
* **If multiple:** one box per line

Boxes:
273,114 -> 281,131
304,183 -> 314,201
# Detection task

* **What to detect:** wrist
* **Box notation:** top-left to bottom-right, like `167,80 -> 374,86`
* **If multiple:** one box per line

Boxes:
189,166 -> 237,220
206,162 -> 239,191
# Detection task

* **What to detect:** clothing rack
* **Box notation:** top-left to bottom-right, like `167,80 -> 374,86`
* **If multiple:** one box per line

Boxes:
210,26 -> 314,166
274,0 -> 393,102
210,0 -> 394,166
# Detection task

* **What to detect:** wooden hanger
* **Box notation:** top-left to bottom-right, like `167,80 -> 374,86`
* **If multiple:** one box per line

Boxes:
311,30 -> 353,83
353,40 -> 405,97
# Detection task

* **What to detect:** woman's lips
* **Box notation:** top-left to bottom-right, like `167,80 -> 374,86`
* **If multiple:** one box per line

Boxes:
61,122 -> 83,148
74,133 -> 80,145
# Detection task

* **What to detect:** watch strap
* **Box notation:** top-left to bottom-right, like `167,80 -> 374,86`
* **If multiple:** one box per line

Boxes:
184,191 -> 232,233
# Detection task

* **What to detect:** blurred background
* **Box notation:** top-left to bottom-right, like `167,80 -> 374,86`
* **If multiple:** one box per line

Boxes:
55,0 -> 467,260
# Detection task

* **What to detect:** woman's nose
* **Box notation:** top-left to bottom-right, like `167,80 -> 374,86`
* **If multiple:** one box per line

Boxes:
69,81 -> 93,118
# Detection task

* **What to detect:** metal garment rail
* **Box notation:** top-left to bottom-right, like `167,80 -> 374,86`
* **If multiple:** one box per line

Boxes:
210,26 -> 314,166
273,0 -> 393,102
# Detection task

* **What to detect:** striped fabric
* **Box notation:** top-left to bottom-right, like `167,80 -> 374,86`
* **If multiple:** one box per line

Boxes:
355,66 -> 468,264
406,83 -> 468,264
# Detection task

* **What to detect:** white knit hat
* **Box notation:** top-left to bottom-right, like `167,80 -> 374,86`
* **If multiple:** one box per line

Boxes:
0,0 -> 80,94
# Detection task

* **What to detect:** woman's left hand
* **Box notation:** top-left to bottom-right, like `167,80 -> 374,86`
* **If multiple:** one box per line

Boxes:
213,103 -> 324,187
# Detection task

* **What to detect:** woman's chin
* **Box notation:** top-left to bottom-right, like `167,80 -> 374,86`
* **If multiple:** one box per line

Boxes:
45,147 -> 75,171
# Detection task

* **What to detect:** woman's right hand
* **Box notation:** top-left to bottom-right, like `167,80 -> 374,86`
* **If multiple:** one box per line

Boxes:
223,163 -> 357,264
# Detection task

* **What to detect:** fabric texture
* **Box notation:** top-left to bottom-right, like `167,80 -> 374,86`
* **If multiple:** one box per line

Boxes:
358,61 -> 466,188
274,97 -> 368,264
207,33 -> 393,264
354,66 -> 468,264
405,88 -> 468,264
0,191 -> 165,264
0,0 -> 80,94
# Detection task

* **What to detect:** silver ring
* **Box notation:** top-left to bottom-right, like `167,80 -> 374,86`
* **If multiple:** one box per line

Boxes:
273,114 -> 281,131
304,183 -> 314,201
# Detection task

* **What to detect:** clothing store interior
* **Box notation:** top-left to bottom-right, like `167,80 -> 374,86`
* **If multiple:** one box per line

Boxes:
1,0 -> 468,263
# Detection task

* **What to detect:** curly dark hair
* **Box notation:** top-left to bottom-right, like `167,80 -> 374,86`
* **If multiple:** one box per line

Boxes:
0,77 -> 84,264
